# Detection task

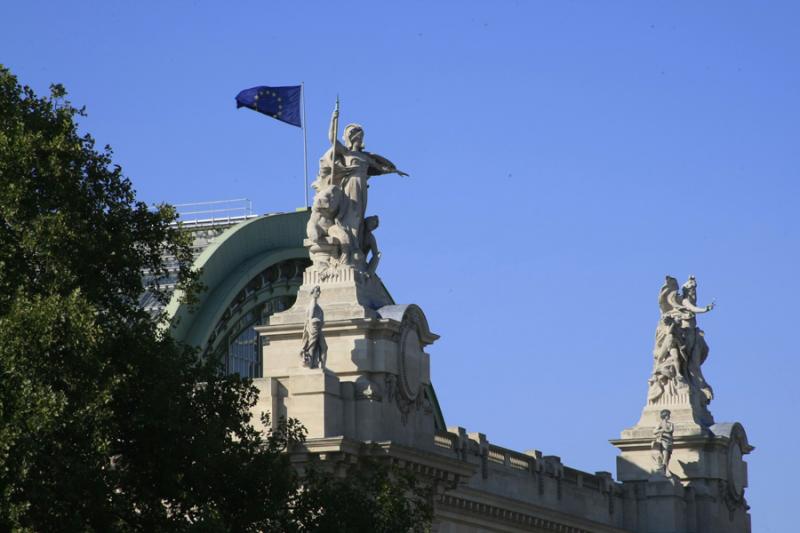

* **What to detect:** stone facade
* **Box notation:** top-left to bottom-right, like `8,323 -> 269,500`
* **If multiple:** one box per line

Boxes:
170,108 -> 754,532
254,260 -> 635,532
253,251 -> 754,533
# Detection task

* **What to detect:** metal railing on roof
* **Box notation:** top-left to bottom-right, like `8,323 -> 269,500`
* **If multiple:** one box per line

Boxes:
175,198 -> 253,218
171,198 -> 258,228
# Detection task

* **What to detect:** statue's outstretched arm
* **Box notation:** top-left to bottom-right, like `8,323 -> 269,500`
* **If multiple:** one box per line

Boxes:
365,152 -> 409,177
681,298 -> 714,313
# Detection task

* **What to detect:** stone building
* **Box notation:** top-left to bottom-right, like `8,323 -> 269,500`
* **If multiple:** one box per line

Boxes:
164,111 -> 752,533
164,208 -> 753,533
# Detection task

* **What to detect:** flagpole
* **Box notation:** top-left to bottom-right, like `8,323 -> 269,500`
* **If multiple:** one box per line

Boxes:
331,95 -> 339,187
301,82 -> 309,208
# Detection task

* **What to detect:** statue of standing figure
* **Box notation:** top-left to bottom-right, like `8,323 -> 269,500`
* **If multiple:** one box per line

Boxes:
647,276 -> 715,404
300,286 -> 326,369
652,409 -> 675,475
307,99 -> 407,274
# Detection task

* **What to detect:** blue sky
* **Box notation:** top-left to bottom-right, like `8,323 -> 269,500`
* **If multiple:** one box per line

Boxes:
3,1 -> 798,530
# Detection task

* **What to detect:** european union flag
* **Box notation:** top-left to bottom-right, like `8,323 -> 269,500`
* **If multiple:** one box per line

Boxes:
236,85 -> 302,127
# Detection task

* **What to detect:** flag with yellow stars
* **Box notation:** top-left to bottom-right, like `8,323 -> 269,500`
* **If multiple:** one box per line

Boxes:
235,85 -> 301,127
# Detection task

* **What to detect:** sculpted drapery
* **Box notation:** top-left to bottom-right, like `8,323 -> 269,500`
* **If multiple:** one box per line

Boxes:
306,103 -> 406,274
648,276 -> 715,404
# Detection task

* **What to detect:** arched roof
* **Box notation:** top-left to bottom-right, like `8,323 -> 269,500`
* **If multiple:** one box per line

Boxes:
166,210 -> 309,348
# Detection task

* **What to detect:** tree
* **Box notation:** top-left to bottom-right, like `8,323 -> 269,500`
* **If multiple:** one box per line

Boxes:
297,458 -> 433,532
0,65 -> 431,532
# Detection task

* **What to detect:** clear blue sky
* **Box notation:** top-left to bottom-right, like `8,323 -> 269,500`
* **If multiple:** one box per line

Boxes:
3,1 -> 798,530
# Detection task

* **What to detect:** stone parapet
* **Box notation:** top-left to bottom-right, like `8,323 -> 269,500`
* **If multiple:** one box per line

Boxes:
434,428 -> 628,531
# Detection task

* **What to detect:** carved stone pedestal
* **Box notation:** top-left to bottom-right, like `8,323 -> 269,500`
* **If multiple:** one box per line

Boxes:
630,387 -> 714,438
253,266 -> 439,450
611,391 -> 754,533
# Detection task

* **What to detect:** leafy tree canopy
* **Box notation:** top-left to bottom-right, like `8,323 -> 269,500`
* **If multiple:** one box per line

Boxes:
0,65 -> 431,532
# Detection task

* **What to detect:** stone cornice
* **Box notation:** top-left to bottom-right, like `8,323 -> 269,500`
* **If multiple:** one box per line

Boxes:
291,437 -> 476,489
438,487 -> 629,533
258,317 -> 403,341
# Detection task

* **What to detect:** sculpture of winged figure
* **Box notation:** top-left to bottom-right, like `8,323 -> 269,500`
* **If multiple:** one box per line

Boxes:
648,276 -> 715,404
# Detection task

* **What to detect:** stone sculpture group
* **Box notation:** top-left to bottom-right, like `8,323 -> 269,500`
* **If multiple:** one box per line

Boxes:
299,102 -> 408,368
647,276 -> 715,404
305,100 -> 406,278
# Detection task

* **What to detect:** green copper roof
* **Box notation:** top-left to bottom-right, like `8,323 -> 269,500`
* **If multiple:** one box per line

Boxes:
167,210 -> 309,348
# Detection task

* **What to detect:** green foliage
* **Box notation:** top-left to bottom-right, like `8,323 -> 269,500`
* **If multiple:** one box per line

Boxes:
0,65 -> 432,532
298,458 -> 433,532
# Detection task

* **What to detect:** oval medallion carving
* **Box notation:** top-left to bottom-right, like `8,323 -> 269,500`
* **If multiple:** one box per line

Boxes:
399,326 -> 423,401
